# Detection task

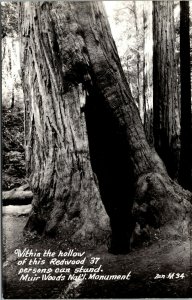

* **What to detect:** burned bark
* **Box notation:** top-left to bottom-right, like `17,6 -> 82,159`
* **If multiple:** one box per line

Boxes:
20,2 -> 191,252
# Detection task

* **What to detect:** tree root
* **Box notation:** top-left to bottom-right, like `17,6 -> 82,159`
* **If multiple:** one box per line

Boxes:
132,172 -> 192,244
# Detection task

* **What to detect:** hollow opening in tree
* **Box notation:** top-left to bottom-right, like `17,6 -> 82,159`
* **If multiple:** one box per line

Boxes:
84,85 -> 135,253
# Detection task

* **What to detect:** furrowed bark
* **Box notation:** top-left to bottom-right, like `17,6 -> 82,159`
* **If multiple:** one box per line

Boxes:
153,2 -> 180,180
19,2 -> 110,245
73,2 -> 191,237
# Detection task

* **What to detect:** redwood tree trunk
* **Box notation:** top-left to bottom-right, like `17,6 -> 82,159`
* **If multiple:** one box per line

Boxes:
19,2 -> 110,245
153,1 -> 180,179
133,2 -> 141,114
19,2 -> 191,252
179,1 -> 192,191
143,1 -> 153,146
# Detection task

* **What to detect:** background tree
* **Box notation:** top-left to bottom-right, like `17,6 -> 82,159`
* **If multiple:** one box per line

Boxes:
19,2 -> 191,254
112,1 -> 144,113
2,2 -> 25,191
143,1 -> 153,145
1,2 -> 18,38
1,2 -> 23,109
153,1 -> 180,179
179,1 -> 192,191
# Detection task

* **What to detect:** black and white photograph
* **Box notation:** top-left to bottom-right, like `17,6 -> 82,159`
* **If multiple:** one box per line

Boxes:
2,1 -> 192,298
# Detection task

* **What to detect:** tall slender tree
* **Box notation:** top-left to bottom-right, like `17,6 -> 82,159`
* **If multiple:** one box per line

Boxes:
143,1 -> 153,146
132,1 -> 141,114
179,1 -> 192,191
153,1 -> 180,179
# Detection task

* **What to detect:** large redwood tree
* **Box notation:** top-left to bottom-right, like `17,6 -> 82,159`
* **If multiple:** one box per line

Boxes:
19,2 -> 191,253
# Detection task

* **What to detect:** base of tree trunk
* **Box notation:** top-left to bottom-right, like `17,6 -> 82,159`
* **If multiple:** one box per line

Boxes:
23,174 -> 111,247
133,171 -> 191,243
22,169 -> 191,252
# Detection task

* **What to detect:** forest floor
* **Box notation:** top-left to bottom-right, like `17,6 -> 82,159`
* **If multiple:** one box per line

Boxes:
2,211 -> 192,299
